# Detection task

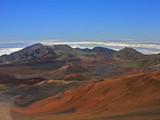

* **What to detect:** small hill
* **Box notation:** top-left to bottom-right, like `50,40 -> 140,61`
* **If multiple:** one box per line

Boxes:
66,62 -> 87,73
113,47 -> 160,69
113,47 -> 144,60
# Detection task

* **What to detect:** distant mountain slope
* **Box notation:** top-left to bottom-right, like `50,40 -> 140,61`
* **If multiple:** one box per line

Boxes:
0,43 -> 57,64
77,46 -> 116,55
0,44 -> 87,64
0,44 -> 116,64
113,47 -> 160,69
113,47 -> 144,60
0,44 -> 159,71
52,45 -> 85,55
127,54 -> 160,69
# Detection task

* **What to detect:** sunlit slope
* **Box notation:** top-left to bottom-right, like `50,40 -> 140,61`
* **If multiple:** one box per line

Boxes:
12,70 -> 160,118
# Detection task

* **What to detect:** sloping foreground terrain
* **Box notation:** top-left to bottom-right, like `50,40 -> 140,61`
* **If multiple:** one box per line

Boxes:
11,70 -> 160,120
0,43 -> 159,120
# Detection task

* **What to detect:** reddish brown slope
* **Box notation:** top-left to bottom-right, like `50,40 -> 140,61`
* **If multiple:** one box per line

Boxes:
12,70 -> 160,119
64,73 -> 87,81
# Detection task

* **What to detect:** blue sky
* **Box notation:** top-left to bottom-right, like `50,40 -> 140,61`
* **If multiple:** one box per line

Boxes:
0,0 -> 160,54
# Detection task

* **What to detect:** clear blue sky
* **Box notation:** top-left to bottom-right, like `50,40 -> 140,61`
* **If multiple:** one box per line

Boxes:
0,0 -> 160,42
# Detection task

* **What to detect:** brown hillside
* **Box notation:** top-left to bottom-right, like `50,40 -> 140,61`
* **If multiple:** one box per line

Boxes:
12,70 -> 160,120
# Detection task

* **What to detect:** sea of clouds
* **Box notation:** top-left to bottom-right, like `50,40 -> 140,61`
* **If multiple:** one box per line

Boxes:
0,40 -> 159,56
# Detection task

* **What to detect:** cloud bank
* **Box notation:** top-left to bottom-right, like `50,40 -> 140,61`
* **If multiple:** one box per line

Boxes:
0,40 -> 159,55
0,48 -> 23,56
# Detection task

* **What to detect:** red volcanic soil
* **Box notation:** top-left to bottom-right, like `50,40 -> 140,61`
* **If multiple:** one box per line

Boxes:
111,67 -> 141,75
0,66 -> 47,75
0,84 -> 4,87
12,70 -> 160,119
64,73 -> 87,81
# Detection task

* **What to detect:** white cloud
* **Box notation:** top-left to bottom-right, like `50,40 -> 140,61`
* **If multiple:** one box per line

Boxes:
0,48 -> 23,56
136,49 -> 159,54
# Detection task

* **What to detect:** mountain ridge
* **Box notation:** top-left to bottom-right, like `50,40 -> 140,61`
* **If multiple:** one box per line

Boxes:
77,46 -> 116,54
0,43 -> 117,64
0,44 -> 159,71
